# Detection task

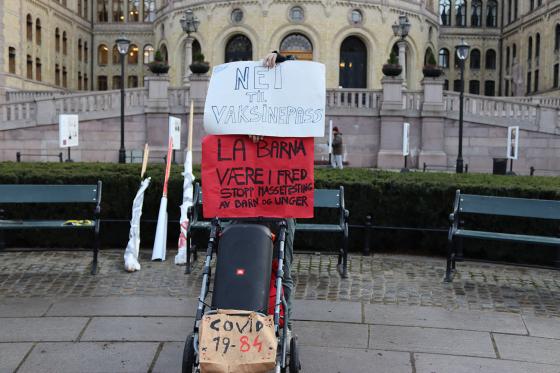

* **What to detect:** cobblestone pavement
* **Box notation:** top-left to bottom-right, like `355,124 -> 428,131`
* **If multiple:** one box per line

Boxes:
0,250 -> 559,318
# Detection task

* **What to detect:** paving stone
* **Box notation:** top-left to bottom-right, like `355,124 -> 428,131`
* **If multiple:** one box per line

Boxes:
0,317 -> 88,342
17,342 -> 158,373
81,317 -> 194,342
292,300 -> 362,323
493,334 -> 560,365
0,343 -> 33,373
364,304 -> 526,334
415,353 -> 560,373
294,321 -> 368,349
370,325 -> 495,358
522,315 -> 560,339
152,342 -> 183,373
0,298 -> 53,317
300,346 -> 411,373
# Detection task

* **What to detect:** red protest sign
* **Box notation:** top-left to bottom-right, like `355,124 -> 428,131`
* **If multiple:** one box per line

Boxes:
201,135 -> 314,218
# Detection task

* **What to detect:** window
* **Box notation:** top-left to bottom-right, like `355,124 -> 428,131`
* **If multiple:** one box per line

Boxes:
128,75 -> 139,88
530,0 -> 534,10
62,66 -> 67,88
339,36 -> 367,88
280,33 -> 313,60
98,44 -> 109,65
62,31 -> 67,55
97,75 -> 108,90
440,0 -> 451,26
225,34 -> 252,62
8,47 -> 16,74
55,64 -> 60,85
528,37 -> 533,68
113,0 -> 124,22
112,75 -> 122,89
554,64 -> 559,88
78,72 -> 82,90
534,70 -> 539,92
36,19 -> 41,45
98,0 -> 108,22
444,80 -> 449,90
144,0 -> 154,22
84,73 -> 89,90
424,48 -> 435,65
35,58 -> 41,81
289,6 -> 304,22
84,42 -> 88,63
55,28 -> 60,52
112,45 -> 120,64
128,44 -> 139,64
505,46 -> 510,73
231,8 -> 243,23
512,44 -> 517,60
78,0 -> 82,16
455,0 -> 466,27
350,9 -> 363,25
514,0 -> 518,20
26,14 -> 32,42
526,72 -> 531,95
484,80 -> 495,96
439,48 -> 450,68
453,79 -> 461,92
536,33 -> 540,67
508,0 -> 512,23
471,0 -> 482,27
485,49 -> 496,69
84,0 -> 88,18
470,49 -> 481,69
160,44 -> 168,63
128,0 -> 139,21
143,44 -> 154,64
78,39 -> 82,61
469,80 -> 480,94
486,0 -> 497,27
505,80 -> 509,96
26,55 -> 33,79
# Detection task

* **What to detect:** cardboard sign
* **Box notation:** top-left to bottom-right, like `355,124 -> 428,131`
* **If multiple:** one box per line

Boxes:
59,114 -> 79,147
204,61 -> 325,137
199,311 -> 276,373
403,122 -> 410,156
507,126 -> 519,160
201,135 -> 314,218
169,116 -> 181,150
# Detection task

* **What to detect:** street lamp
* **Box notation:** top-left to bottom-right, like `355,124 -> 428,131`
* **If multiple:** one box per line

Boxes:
455,38 -> 471,174
180,9 -> 200,85
392,14 -> 411,85
116,35 -> 130,163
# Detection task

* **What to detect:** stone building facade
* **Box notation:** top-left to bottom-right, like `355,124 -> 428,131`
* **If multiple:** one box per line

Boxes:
3,0 -> 559,97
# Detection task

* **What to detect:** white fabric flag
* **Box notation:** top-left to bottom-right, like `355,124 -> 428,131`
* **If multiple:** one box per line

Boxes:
124,177 -> 151,272
175,150 -> 195,265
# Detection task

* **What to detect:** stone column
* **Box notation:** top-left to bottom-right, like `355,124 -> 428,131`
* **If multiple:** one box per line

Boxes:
145,75 -> 170,149
398,40 -> 407,87
377,76 -> 406,169
419,77 -> 447,167
183,36 -> 193,86
189,74 -> 210,103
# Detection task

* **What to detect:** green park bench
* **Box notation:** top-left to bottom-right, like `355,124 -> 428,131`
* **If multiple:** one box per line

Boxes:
0,181 -> 102,274
445,189 -> 560,282
186,182 -> 350,277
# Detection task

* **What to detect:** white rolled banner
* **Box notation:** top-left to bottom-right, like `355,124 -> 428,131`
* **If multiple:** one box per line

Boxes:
151,197 -> 168,261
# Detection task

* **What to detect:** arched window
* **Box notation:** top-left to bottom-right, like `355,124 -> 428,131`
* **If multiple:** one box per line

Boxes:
530,0 -> 534,10
35,19 -> 42,45
484,80 -> 495,96
143,44 -> 154,64
505,46 -> 510,73
192,39 -> 201,63
98,44 -> 109,65
514,0 -> 518,20
26,55 -> 33,79
528,37 -> 533,66
35,58 -> 42,81
128,75 -> 139,88
62,31 -> 67,55
62,66 -> 68,88
128,44 -> 139,64
440,0 -> 451,26
280,33 -> 313,61
55,28 -> 60,52
485,49 -> 496,69
455,0 -> 466,27
83,0 -> 88,18
84,42 -> 88,63
78,0 -> 82,16
84,73 -> 89,90
97,75 -> 108,90
536,33 -> 540,65
8,47 -> 16,74
469,80 -> 480,94
55,64 -> 60,86
486,0 -> 497,27
439,48 -> 450,68
556,24 -> 560,51
160,44 -> 168,63
508,0 -> 512,23
424,48 -> 435,65
470,49 -> 481,69
26,14 -> 33,41
471,0 -> 482,27
112,45 -> 120,64
512,43 -> 517,60
112,75 -> 122,89
128,0 -> 139,21
225,34 -> 253,62
78,39 -> 82,61
339,36 -> 367,88
78,72 -> 82,90
97,0 -> 108,22
113,0 -> 124,22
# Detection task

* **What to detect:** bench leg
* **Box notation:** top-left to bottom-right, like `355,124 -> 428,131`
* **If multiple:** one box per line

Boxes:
444,238 -> 455,282
185,235 -> 192,274
91,226 -> 100,275
337,228 -> 349,278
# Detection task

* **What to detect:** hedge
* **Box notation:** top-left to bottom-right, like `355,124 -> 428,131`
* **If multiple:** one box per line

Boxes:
1,162 -> 559,266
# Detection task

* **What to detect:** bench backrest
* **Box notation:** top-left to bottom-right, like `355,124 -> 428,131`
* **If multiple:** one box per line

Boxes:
459,193 -> 560,220
0,182 -> 101,204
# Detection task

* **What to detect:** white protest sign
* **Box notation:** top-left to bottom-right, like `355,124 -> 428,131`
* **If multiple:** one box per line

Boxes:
507,126 -> 519,160
59,114 -> 79,148
169,116 -> 181,150
204,60 -> 325,137
403,122 -> 410,156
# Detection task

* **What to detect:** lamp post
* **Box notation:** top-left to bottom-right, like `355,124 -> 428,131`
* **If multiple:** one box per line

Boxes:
455,38 -> 471,174
180,9 -> 200,85
392,14 -> 411,85
116,36 -> 130,163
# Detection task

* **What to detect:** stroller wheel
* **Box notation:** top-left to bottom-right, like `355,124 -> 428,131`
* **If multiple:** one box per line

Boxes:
289,336 -> 301,373
182,333 -> 196,373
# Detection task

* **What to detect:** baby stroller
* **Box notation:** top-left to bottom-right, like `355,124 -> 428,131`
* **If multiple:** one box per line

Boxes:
182,218 -> 301,373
